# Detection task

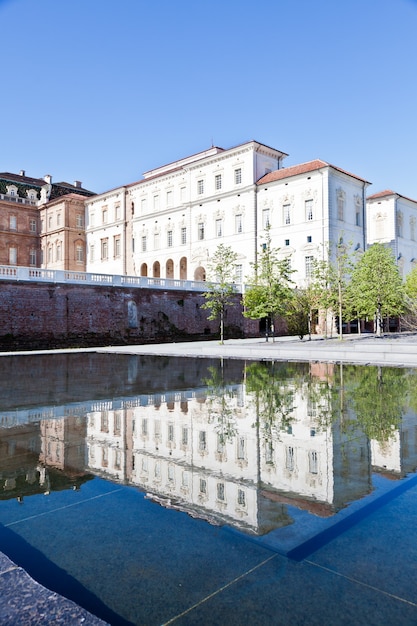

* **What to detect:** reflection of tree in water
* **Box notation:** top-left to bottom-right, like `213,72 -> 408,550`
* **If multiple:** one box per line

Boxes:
344,365 -> 410,444
203,363 -> 238,445
245,361 -> 300,445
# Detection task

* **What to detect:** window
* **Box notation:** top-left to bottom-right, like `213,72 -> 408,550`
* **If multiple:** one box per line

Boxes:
154,232 -> 160,250
337,189 -> 345,221
76,245 -> 84,263
141,236 -> 147,252
48,216 -> 52,229
199,478 -> 207,494
305,255 -> 314,279
199,431 -> 207,451
167,230 -> 173,247
90,211 -> 95,227
102,208 -> 107,224
283,203 -> 291,225
217,483 -> 225,501
286,446 -> 294,471
141,198 -> 147,214
9,215 -> 17,231
29,219 -> 37,232
180,186 -> 186,202
235,213 -> 243,233
305,199 -> 313,221
90,244 -> 95,262
216,219 -> 222,237
168,423 -> 174,442
198,222 -> 205,240
197,179 -> 204,195
235,264 -> 243,284
182,427 -> 188,446
57,213 -> 61,227
237,437 -> 246,460
285,239 -> 290,246
181,227 -> 187,245
263,208 -> 270,229
309,450 -> 318,474
234,168 -> 242,185
56,243 -> 61,262
153,195 -> 159,211
215,174 -> 222,190
397,211 -> 404,238
101,238 -> 108,260
237,489 -> 246,506
76,214 -> 84,228
166,191 -> 173,207
29,250 -> 36,266
307,235 -> 312,243
411,217 -> 416,241
114,236 -> 121,258
48,247 -> 52,263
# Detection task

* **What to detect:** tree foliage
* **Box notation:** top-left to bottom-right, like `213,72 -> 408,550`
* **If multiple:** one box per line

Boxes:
347,243 -> 405,336
201,244 -> 239,344
243,226 -> 294,339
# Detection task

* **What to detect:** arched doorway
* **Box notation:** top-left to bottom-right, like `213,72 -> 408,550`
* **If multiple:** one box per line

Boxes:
166,259 -> 174,279
194,266 -> 206,281
153,261 -> 160,278
180,257 -> 187,280
140,263 -> 148,277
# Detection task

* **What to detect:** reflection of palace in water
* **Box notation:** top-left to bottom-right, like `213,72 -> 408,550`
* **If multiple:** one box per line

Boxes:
2,355 -> 417,535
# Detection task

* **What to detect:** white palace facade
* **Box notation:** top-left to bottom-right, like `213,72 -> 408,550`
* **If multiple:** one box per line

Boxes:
85,140 -> 370,287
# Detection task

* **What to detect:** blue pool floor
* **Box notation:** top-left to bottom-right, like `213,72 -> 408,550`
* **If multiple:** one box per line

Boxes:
1,476 -> 417,626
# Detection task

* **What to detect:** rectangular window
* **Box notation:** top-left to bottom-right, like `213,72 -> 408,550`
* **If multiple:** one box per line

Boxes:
285,239 -> 290,246
101,238 -> 108,260
199,478 -> 207,494
182,427 -> 188,446
153,195 -> 159,211
283,203 -> 291,225
167,230 -> 173,247
215,174 -> 222,190
90,211 -> 95,227
237,437 -> 246,460
57,213 -> 61,227
199,431 -> 207,451
76,213 -> 84,228
166,190 -> 173,207
198,222 -> 205,240
56,243 -> 61,261
102,209 -> 108,224
305,255 -> 314,279
234,168 -> 242,185
141,198 -> 147,214
29,219 -> 37,232
216,219 -> 222,237
114,236 -> 121,258
114,204 -> 120,220
235,213 -> 243,233
180,186 -> 186,202
263,208 -> 270,229
141,236 -> 147,252
90,244 -> 95,262
237,489 -> 246,506
217,483 -> 225,501
235,264 -> 243,284
286,446 -> 294,471
307,235 -> 312,243
309,450 -> 318,474
411,218 -> 416,241
197,179 -> 204,195
9,215 -> 17,231
356,208 -> 361,226
168,423 -> 174,442
76,245 -> 84,263
305,199 -> 313,221
181,227 -> 187,245
154,232 -> 160,250
29,249 -> 36,266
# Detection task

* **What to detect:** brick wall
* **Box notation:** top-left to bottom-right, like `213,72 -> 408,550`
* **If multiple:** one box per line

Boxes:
0,281 -> 259,350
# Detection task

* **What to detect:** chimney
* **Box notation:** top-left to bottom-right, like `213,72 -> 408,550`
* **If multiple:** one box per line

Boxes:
74,180 -> 82,188
44,174 -> 52,184
20,170 -> 25,176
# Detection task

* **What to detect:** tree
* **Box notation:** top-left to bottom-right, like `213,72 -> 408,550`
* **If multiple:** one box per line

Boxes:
285,288 -> 312,340
201,244 -> 239,344
243,226 -> 294,341
347,243 -> 405,336
402,264 -> 417,330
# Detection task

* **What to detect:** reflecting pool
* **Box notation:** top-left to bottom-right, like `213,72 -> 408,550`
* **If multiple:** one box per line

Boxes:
1,354 -> 417,625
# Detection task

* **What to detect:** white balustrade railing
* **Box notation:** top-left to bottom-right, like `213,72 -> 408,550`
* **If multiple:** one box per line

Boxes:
0,264 -> 242,293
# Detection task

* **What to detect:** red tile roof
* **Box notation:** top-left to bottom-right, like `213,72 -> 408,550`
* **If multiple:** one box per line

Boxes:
367,189 -> 417,204
257,159 -> 370,185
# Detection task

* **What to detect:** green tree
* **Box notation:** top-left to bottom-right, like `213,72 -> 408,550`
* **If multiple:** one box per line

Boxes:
285,288 -> 312,340
347,243 -> 405,336
402,265 -> 417,330
201,244 -> 239,344
405,264 -> 417,299
243,226 -> 294,341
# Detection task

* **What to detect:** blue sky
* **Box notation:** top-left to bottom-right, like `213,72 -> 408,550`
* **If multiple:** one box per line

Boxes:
1,0 -> 417,198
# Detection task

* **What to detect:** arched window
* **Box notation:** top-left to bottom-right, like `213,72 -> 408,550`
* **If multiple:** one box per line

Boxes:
153,261 -> 160,278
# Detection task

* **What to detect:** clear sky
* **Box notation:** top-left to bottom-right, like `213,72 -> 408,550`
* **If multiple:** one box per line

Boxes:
1,0 -> 416,198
